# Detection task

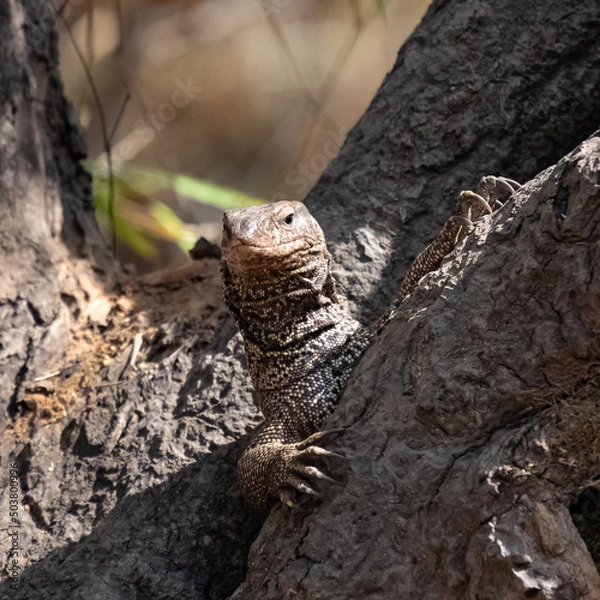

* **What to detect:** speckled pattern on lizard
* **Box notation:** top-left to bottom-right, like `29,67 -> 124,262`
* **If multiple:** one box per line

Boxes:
220,176 -> 520,511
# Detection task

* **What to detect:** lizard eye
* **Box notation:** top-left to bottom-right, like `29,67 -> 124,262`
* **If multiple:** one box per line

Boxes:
283,213 -> 294,226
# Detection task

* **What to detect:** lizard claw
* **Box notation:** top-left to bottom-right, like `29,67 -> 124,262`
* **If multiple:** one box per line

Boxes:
286,475 -> 321,497
279,488 -> 296,508
472,175 -> 521,212
292,464 -> 342,485
457,191 -> 493,220
497,177 -> 521,192
294,428 -> 346,458
297,428 -> 346,446
299,446 -> 346,460
278,480 -> 322,507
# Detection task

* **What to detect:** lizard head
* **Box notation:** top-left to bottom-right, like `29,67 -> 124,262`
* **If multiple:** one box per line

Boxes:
221,201 -> 327,273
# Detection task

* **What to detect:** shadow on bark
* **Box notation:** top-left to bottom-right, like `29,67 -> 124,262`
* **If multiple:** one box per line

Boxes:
1,440 -> 263,600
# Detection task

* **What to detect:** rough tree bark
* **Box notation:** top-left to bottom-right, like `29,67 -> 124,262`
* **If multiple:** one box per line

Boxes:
0,0 -> 599,599
233,131 -> 600,599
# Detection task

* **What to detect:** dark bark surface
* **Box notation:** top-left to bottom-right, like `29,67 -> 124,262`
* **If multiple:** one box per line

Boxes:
0,0 -> 599,598
309,0 -> 600,322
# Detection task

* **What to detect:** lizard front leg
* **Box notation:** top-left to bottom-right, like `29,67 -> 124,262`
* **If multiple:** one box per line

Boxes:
394,175 -> 521,307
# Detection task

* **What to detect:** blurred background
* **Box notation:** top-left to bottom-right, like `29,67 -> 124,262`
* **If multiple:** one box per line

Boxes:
56,0 -> 431,271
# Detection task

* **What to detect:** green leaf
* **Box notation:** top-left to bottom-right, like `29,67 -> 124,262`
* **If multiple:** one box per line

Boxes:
114,163 -> 264,210
170,173 -> 263,209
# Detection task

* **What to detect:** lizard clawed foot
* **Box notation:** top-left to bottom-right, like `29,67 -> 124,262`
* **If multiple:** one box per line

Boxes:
476,176 -> 521,210
453,175 -> 522,242
278,429 -> 346,508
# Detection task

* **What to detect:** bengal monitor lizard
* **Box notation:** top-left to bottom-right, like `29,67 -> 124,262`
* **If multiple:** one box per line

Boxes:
220,176 -> 520,511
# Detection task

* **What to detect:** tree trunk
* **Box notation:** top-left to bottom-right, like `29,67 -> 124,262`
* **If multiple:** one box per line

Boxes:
232,130 -> 600,599
1,0 -> 599,599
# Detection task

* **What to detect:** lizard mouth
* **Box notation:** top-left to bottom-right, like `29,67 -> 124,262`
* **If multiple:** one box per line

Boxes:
222,238 -> 313,272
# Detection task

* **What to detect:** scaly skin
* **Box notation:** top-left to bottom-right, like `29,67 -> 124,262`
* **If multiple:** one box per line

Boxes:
220,176 -> 520,511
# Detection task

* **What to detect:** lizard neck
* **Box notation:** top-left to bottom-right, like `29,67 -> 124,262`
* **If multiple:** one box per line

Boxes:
221,252 -> 360,389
